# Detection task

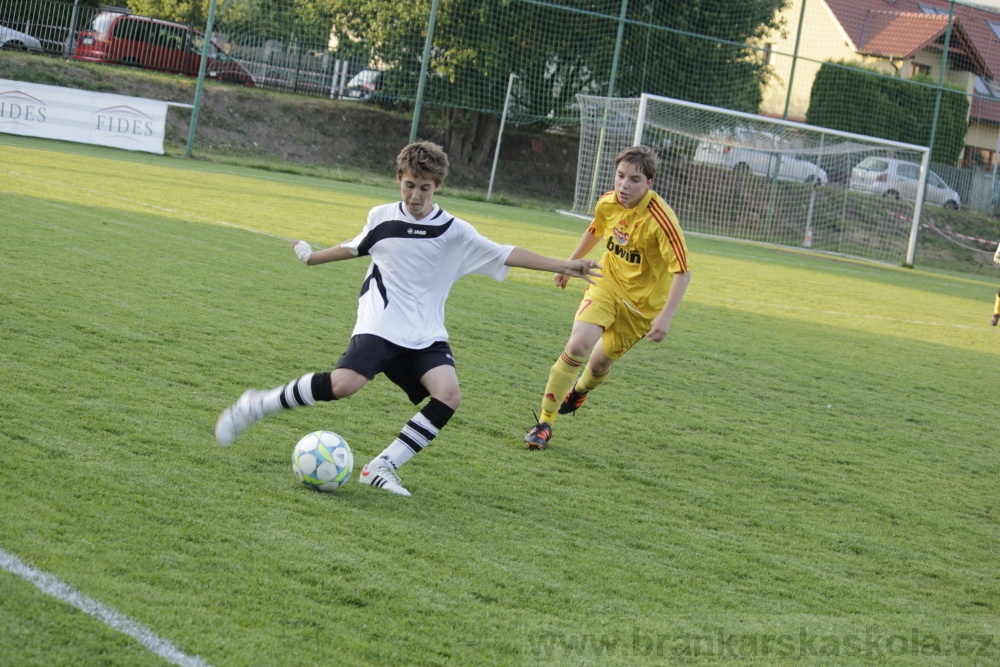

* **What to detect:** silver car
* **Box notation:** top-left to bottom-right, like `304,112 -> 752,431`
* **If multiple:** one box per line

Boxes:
849,157 -> 960,209
0,24 -> 43,53
693,126 -> 829,185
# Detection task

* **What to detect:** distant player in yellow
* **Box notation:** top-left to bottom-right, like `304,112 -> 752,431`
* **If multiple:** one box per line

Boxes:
524,145 -> 691,449
991,243 -> 1000,326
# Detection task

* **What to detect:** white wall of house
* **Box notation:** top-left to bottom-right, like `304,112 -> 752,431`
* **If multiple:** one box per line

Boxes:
759,0 -> 863,120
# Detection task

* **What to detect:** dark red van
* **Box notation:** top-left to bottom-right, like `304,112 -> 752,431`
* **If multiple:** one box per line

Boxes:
73,12 -> 254,86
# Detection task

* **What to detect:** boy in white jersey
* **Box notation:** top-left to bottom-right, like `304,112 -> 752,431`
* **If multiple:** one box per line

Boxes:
524,145 -> 691,450
215,141 -> 600,496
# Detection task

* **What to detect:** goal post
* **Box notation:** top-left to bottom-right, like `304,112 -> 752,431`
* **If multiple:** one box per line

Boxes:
570,93 -> 932,266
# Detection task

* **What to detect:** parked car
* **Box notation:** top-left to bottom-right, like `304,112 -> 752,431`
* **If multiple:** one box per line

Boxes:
344,69 -> 383,101
849,157 -> 960,209
693,126 -> 829,185
72,12 -> 254,86
0,24 -> 43,53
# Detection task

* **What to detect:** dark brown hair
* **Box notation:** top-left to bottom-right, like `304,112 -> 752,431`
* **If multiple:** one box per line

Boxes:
615,145 -> 659,180
396,141 -> 450,185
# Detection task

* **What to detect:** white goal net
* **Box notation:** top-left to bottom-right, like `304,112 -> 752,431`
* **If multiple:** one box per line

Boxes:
571,94 -> 933,266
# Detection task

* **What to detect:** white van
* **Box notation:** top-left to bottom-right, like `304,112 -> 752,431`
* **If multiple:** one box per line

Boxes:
849,157 -> 960,209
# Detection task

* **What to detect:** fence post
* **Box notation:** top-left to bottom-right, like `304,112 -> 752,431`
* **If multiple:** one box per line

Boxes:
487,73 -> 517,201
585,0 -> 629,213
763,0 -> 808,240
186,0 -> 219,157
607,0 -> 628,98
926,1 -> 956,165
909,0 -> 955,267
410,0 -> 441,144
330,59 -> 341,99
293,40 -> 302,94
64,0 -> 80,58
782,0 -> 807,120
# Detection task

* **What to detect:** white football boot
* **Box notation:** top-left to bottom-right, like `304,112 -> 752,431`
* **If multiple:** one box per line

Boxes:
215,390 -> 264,446
359,459 -> 411,497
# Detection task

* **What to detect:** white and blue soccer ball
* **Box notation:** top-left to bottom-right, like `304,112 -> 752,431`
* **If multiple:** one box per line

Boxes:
291,431 -> 353,491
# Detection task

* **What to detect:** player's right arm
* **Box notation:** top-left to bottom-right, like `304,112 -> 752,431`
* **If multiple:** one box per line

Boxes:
292,240 -> 357,265
554,228 -> 602,289
994,243 -> 1000,264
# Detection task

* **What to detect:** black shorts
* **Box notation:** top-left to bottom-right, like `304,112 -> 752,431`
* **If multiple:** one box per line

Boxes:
335,334 -> 456,405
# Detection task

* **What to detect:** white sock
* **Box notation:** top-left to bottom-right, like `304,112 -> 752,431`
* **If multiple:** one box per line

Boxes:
371,411 -> 441,470
260,372 -> 316,416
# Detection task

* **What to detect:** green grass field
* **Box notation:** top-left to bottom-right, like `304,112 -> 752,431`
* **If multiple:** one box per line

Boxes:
1,136 -> 999,666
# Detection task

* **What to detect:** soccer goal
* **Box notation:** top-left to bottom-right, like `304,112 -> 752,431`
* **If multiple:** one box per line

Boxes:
570,93 -> 933,266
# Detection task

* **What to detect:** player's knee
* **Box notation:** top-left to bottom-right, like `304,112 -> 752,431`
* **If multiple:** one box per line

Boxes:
330,372 -> 365,399
564,340 -> 590,358
434,387 -> 461,410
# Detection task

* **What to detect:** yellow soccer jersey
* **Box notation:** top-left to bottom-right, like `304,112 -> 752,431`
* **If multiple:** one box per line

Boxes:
587,188 -> 689,317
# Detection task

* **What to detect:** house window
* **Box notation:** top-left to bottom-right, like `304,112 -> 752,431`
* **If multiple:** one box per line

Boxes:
974,75 -> 995,97
989,21 -> 1000,40
918,3 -> 949,15
912,62 -> 931,77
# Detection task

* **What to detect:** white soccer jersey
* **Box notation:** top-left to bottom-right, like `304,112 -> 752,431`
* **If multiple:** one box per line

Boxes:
340,202 -> 515,349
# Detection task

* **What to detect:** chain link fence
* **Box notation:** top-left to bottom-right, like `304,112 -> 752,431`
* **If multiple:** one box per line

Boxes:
2,0 -> 1000,258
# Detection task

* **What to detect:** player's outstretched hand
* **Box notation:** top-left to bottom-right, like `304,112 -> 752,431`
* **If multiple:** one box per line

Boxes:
563,258 -> 602,284
292,240 -> 312,264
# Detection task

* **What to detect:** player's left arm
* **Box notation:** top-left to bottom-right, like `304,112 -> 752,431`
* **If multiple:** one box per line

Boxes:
646,271 -> 690,342
504,247 -> 602,283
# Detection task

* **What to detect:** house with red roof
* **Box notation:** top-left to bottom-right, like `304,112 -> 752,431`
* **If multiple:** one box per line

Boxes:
760,0 -> 1000,169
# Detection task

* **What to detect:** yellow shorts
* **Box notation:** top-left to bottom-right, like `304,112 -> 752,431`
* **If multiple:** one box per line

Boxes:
574,281 -> 651,360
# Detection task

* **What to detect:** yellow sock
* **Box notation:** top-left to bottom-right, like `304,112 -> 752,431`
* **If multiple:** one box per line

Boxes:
576,365 -> 611,394
995,291 -> 1000,315
540,350 -> 586,423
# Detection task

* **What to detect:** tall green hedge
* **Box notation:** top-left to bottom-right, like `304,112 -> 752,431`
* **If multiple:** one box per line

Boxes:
806,62 -> 969,165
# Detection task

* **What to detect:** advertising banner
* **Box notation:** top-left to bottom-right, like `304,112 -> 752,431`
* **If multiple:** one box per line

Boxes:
0,79 -> 167,154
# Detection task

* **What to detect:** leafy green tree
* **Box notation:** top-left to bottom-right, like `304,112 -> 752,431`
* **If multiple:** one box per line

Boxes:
631,0 -> 786,111
219,0 -> 331,45
127,0 -> 208,26
305,0 -> 786,164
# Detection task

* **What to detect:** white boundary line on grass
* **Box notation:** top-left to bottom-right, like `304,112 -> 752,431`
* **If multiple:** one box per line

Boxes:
0,548 -> 212,667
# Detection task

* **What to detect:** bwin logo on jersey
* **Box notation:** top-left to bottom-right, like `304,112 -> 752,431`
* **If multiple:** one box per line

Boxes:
407,228 -> 427,236
606,236 -> 641,264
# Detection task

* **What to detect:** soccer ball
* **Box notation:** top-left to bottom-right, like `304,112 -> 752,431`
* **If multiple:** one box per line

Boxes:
291,431 -> 353,491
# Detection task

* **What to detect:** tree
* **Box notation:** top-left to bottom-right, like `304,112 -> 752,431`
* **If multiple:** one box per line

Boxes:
301,0 -> 784,165
613,0 -> 787,112
127,0 -> 208,26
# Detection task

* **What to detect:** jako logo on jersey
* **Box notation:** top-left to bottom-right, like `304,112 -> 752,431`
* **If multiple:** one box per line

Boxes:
407,228 -> 427,236
613,227 -> 630,245
606,236 -> 641,263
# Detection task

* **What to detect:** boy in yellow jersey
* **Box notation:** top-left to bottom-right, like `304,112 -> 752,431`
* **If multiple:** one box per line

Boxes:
992,244 -> 1000,326
524,145 -> 691,449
